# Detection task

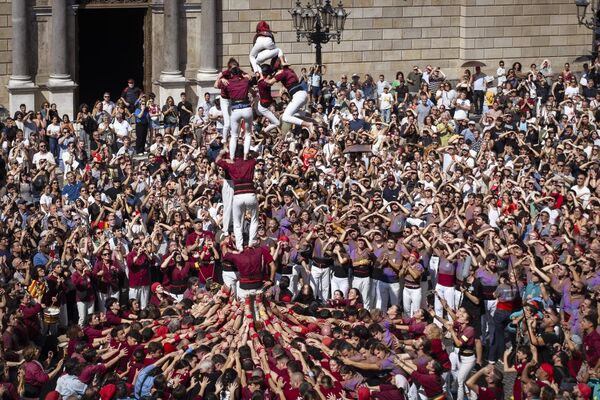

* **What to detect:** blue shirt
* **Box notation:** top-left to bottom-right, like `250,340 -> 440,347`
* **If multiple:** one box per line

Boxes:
33,251 -> 49,267
62,181 -> 82,202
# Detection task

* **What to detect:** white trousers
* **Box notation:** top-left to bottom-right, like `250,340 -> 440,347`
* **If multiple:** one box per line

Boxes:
257,103 -> 280,132
229,106 -> 253,157
222,270 -> 239,297
282,90 -> 308,127
331,275 -> 349,298
129,285 -> 150,310
237,286 -> 259,301
403,287 -> 422,317
97,289 -> 119,313
434,283 -> 456,327
309,266 -> 330,301
352,276 -> 371,310
232,193 -> 259,251
276,265 -> 302,296
222,179 -> 234,234
76,300 -> 95,326
249,36 -> 283,73
450,351 -> 475,400
372,280 -> 401,312
221,98 -> 231,141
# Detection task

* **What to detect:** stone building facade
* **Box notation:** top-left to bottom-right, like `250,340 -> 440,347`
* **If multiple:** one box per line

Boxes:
0,0 -> 593,116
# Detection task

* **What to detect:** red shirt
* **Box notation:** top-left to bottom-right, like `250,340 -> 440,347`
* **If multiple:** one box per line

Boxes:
126,250 -> 151,287
220,74 -> 252,102
258,79 -> 274,104
72,270 -> 94,302
93,259 -> 120,293
410,371 -> 443,397
583,329 -> 600,368
223,246 -> 273,289
217,158 -> 257,195
275,67 -> 299,90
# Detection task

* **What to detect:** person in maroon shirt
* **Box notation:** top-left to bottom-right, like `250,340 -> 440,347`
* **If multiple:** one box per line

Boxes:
185,219 -> 212,254
223,244 -> 275,300
265,63 -> 313,131
17,292 -> 45,344
216,148 -> 259,251
126,237 -> 152,309
256,64 -> 280,133
71,258 -> 95,326
580,313 -> 600,370
105,298 -> 133,326
396,357 -> 444,399
466,365 -> 504,400
42,263 -> 68,331
215,58 -> 255,158
160,249 -> 190,297
93,248 -> 121,312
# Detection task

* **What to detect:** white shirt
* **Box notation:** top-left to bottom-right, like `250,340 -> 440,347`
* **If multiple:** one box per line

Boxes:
376,80 -> 390,95
32,151 -> 56,169
110,119 -> 132,139
208,105 -> 223,130
473,73 -> 486,91
379,92 -> 393,110
102,100 -> 116,116
497,67 -> 506,86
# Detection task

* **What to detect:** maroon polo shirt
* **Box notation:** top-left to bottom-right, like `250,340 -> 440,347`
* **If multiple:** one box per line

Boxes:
258,79 -> 273,105
126,250 -> 151,287
223,246 -> 273,290
220,74 -> 251,102
72,270 -> 94,303
274,67 -> 300,90
217,158 -> 257,195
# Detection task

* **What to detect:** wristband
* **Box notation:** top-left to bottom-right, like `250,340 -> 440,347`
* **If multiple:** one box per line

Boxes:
274,332 -> 282,339
265,373 -> 271,380
288,309 -> 294,315
246,315 -> 253,319
206,334 -> 213,340
251,333 -> 259,339
174,335 -> 180,341
264,321 -> 271,327
249,323 -> 255,329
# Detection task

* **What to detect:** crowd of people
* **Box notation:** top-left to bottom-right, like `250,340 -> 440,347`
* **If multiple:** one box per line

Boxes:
0,18 -> 599,400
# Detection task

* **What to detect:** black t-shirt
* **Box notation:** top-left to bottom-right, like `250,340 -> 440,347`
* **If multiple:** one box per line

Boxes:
177,101 -> 193,126
537,331 -> 559,364
331,260 -> 349,278
460,278 -> 483,316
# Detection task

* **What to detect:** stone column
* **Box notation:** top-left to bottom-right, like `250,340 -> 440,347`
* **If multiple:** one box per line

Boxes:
7,1 -> 37,113
160,0 -> 183,79
158,0 -> 186,107
196,0 -> 219,102
197,0 -> 218,81
47,0 -> 77,118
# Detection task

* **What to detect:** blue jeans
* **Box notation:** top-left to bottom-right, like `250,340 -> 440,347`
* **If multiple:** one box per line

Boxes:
488,308 -> 511,362
380,108 -> 391,123
48,137 -> 59,160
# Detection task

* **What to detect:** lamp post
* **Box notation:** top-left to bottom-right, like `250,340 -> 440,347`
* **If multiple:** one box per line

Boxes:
289,0 -> 349,67
574,0 -> 600,59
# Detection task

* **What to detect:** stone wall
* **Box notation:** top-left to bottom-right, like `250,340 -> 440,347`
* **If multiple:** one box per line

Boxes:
0,0 -> 594,108
0,0 -> 11,108
218,0 -> 591,81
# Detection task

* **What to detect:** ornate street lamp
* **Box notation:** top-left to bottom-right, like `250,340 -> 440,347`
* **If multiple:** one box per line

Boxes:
288,0 -> 349,67
574,0 -> 600,59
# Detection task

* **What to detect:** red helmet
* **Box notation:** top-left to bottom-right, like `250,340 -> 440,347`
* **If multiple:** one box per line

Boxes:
256,20 -> 271,33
